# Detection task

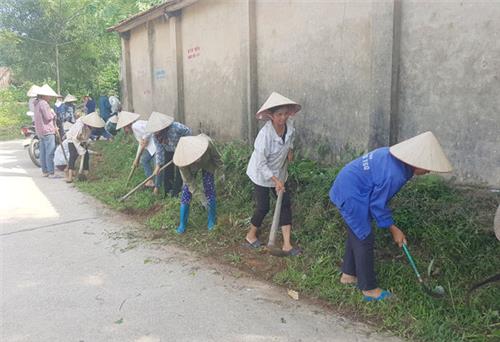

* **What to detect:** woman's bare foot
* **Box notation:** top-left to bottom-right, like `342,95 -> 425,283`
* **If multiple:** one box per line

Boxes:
340,273 -> 357,285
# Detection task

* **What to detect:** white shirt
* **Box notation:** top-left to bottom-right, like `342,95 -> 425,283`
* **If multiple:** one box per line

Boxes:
132,120 -> 156,155
66,118 -> 90,155
246,120 -> 295,187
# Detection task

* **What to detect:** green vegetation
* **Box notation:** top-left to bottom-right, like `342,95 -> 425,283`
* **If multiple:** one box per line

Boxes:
0,86 -> 30,140
0,0 -> 164,96
77,133 -> 499,341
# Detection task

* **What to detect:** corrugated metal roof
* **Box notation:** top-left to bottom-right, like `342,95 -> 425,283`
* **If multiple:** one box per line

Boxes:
107,0 -> 198,33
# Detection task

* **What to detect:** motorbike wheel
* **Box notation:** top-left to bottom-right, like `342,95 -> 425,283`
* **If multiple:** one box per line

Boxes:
29,136 -> 41,167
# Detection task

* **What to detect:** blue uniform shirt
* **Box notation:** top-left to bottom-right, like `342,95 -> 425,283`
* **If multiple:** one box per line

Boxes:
329,147 -> 414,240
154,122 -> 192,165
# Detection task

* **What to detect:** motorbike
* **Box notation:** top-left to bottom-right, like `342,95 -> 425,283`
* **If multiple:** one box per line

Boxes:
21,124 -> 41,167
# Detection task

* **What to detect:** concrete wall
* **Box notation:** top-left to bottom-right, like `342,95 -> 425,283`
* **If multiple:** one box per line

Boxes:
398,1 -> 500,185
150,17 -> 177,116
181,0 -> 245,140
118,0 -> 500,187
256,1 -> 385,160
129,24 -> 153,118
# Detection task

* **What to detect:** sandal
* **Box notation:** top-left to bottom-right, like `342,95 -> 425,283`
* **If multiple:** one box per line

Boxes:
242,239 -> 262,249
363,290 -> 392,302
282,247 -> 302,257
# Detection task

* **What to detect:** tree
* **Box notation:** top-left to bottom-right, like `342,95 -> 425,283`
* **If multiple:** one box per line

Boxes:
0,0 -> 163,96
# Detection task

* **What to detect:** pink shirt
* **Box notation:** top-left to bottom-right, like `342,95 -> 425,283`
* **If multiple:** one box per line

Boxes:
34,99 -> 56,136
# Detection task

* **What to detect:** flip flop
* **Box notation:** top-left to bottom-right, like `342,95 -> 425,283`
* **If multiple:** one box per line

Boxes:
242,239 -> 262,249
363,290 -> 392,302
271,247 -> 302,257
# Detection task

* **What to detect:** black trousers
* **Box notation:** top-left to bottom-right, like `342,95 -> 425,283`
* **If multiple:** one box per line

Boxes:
68,142 -> 89,171
341,228 -> 376,291
250,183 -> 292,228
162,151 -> 182,195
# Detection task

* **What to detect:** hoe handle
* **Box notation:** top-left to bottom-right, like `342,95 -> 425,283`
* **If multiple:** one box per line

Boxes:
402,244 -> 423,283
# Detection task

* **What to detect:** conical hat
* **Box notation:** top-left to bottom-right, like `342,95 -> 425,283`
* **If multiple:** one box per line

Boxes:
27,85 -> 40,97
145,111 -> 174,133
494,205 -> 500,241
64,94 -> 77,102
37,84 -> 59,97
173,134 -> 210,167
116,111 -> 140,129
108,115 -> 118,124
81,112 -> 105,128
256,92 -> 301,120
389,131 -> 453,172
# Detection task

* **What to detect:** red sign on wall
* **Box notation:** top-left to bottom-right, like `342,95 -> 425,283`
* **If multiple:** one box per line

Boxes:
187,46 -> 201,60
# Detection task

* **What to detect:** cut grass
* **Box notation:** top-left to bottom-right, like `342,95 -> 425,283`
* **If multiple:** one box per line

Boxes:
77,132 -> 500,342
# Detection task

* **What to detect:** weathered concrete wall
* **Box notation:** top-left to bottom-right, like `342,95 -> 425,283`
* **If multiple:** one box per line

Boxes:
117,0 -> 500,187
150,17 -> 177,116
256,1 -> 392,161
398,1 -> 500,185
129,24 -> 153,118
181,0 -> 245,139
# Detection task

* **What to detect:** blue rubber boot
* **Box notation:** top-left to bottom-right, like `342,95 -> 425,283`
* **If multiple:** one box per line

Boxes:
207,199 -> 217,231
176,204 -> 190,234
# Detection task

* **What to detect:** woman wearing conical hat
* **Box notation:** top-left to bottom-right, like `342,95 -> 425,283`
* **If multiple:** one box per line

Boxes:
64,112 -> 105,183
244,92 -> 302,256
329,132 -> 453,301
146,112 -> 192,197
33,84 -> 59,178
116,111 -> 159,189
173,134 -> 222,233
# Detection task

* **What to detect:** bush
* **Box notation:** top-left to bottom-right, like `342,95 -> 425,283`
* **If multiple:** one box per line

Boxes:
0,84 -> 32,140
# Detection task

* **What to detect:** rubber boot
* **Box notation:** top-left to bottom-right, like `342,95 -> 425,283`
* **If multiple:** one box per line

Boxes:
176,204 -> 190,234
207,199 -> 217,231
65,169 -> 73,183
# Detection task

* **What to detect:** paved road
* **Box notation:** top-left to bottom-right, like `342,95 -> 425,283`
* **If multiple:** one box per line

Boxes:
0,140 -> 400,342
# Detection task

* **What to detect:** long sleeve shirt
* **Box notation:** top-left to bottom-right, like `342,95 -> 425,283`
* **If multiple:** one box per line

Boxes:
33,99 -> 56,136
179,140 -> 222,194
62,103 -> 76,123
329,147 -> 414,240
132,120 -> 156,156
246,120 -> 295,187
154,122 -> 192,165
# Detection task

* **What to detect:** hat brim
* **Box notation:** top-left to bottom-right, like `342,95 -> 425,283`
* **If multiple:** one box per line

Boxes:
173,135 -> 210,167
256,104 -> 302,121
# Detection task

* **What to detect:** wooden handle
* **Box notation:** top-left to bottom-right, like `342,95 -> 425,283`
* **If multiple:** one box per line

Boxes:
119,161 -> 172,202
267,190 -> 284,248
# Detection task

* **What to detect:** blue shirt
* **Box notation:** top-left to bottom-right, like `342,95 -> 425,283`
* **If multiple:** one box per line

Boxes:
62,103 -> 75,123
154,122 -> 192,165
329,147 -> 414,240
98,96 -> 111,121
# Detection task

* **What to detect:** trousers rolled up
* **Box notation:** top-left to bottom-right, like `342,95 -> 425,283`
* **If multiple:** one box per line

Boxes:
250,183 -> 292,228
39,134 -> 56,174
67,142 -> 89,171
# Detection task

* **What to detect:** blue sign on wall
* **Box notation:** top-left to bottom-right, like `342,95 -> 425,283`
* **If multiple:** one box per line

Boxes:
155,69 -> 166,80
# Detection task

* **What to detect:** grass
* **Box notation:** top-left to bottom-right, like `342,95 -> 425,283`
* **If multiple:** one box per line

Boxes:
76,132 -> 500,341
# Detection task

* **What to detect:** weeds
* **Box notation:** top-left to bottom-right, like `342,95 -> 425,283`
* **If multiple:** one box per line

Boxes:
77,133 -> 500,341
